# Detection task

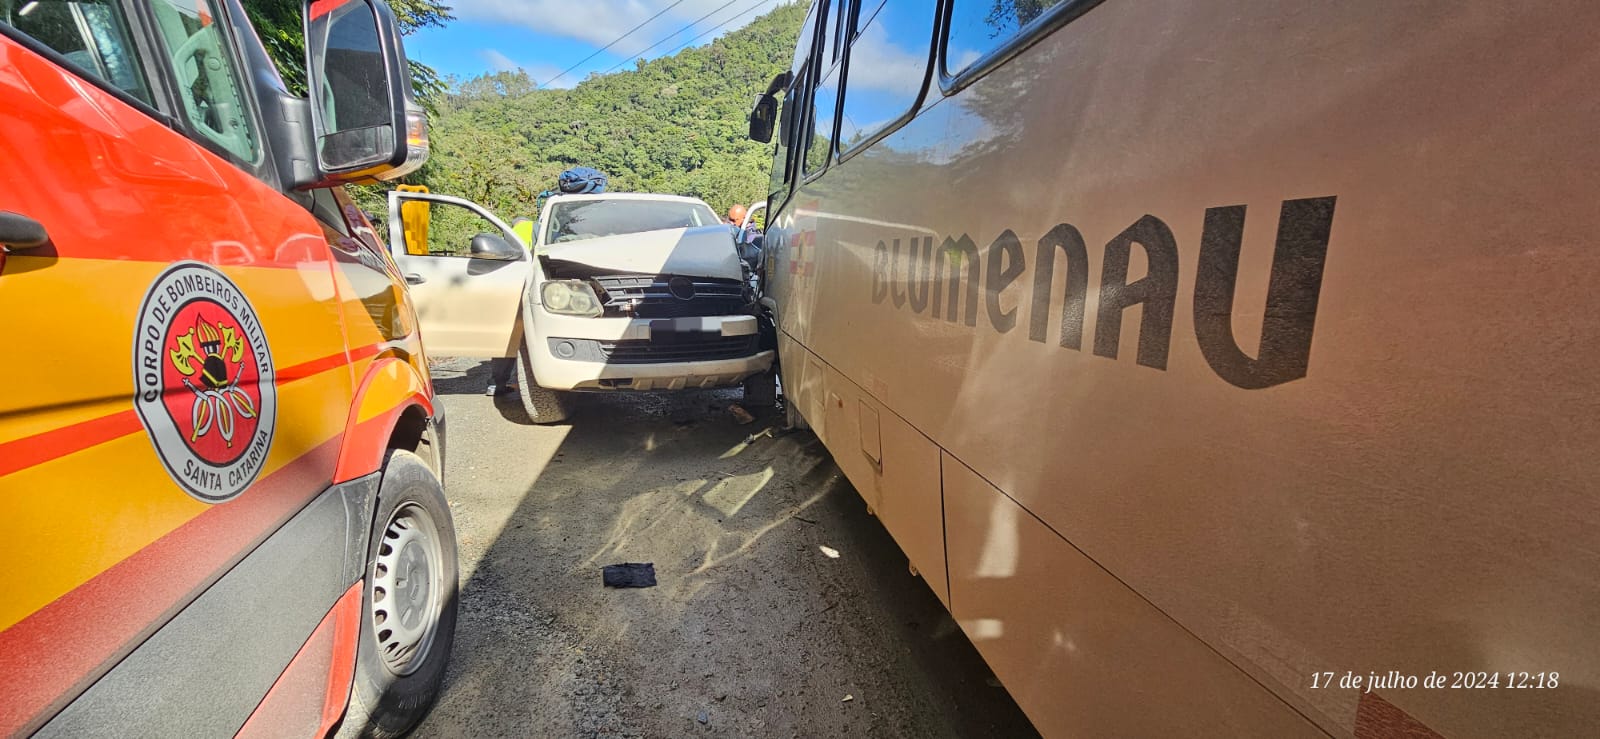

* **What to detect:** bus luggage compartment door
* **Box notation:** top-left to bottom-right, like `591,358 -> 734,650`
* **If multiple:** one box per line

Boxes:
819,362 -> 946,607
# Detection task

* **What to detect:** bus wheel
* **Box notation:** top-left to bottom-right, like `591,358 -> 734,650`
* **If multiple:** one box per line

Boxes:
338,450 -> 458,738
516,341 -> 572,424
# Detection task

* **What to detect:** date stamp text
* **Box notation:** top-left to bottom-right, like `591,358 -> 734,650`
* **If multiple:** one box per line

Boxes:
1310,671 -> 1559,692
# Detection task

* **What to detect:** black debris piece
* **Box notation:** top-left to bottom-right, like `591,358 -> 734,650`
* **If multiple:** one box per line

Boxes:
603,562 -> 657,588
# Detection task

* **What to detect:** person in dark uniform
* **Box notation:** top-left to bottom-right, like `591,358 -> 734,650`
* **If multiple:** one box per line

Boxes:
486,357 -> 517,396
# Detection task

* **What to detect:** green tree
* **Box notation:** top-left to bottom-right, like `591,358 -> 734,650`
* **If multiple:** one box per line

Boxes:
985,0 -> 1063,34
410,2 -> 808,218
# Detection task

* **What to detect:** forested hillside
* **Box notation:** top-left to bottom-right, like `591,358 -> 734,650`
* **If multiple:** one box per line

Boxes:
408,2 -> 807,220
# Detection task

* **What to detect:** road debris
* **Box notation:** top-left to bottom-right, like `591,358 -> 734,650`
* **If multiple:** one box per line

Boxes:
414,375 -> 1038,736
842,694 -> 854,703
602,562 -> 657,588
728,404 -> 755,425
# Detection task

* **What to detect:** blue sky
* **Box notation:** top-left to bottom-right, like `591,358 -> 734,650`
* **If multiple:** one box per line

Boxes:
404,0 -> 797,89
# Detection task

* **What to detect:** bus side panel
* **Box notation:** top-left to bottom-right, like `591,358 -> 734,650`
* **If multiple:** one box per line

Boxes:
778,329 -> 829,441
943,452 -> 1322,738
928,3 -> 1600,735
786,1 -> 1600,735
790,327 -> 948,602
820,362 -> 948,606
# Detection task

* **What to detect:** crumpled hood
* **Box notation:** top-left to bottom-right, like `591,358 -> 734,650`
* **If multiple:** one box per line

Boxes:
540,224 -> 741,280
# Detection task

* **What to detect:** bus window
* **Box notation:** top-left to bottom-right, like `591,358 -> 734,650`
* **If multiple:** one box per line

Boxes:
767,71 -> 801,202
838,0 -> 935,151
804,64 -> 841,176
820,0 -> 851,68
944,0 -> 1068,77
789,0 -> 819,75
2,0 -> 152,104
149,0 -> 261,164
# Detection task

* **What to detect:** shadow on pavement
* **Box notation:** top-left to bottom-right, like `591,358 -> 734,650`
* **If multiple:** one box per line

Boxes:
417,361 -> 1041,738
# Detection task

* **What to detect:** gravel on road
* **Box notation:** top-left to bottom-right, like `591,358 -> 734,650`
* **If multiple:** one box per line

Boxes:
415,358 -> 1039,738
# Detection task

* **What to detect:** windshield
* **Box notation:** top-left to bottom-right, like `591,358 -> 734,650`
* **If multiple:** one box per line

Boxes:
544,199 -> 720,244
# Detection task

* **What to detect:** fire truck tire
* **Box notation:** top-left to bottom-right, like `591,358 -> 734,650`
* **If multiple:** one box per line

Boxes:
516,341 -> 572,424
338,449 -> 458,739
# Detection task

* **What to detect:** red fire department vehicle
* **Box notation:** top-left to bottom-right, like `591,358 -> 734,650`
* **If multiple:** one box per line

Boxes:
1,0 -> 456,735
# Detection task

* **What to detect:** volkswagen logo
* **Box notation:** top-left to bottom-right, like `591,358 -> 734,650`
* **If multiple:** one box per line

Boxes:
667,276 -> 696,301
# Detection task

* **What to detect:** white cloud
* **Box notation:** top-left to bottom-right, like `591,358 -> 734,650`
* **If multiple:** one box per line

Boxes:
525,63 -> 576,89
451,0 -> 773,66
951,48 -> 981,71
474,49 -> 575,89
479,48 -> 520,73
841,20 -> 928,94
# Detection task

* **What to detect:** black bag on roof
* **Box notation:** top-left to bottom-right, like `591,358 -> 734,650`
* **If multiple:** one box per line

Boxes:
558,167 -> 608,194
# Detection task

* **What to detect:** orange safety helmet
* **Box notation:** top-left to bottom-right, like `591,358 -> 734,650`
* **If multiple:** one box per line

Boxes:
727,204 -> 748,224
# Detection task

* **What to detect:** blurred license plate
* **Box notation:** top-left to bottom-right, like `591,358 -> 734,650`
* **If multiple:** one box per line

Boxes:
649,318 -> 718,337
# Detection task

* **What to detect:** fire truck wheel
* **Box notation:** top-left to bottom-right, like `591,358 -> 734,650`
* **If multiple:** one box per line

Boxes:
338,449 -> 458,739
516,340 -> 572,424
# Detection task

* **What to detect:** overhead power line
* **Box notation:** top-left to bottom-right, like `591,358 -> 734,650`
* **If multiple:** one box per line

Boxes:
652,0 -> 780,64
597,0 -> 746,75
541,0 -> 689,87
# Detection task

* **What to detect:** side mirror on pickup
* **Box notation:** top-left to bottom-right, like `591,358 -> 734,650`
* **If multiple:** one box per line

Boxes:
470,233 -> 522,261
303,0 -> 428,184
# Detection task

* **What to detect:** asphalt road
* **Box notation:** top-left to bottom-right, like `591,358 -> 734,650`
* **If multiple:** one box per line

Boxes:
414,358 -> 1039,738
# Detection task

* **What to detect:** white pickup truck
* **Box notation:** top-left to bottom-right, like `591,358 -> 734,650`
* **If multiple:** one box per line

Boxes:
388,190 -> 775,423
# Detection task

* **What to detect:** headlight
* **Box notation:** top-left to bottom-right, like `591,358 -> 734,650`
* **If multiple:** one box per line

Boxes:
541,280 -> 603,317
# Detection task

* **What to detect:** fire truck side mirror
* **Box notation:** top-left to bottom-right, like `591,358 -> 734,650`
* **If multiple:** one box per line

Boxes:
303,0 -> 429,185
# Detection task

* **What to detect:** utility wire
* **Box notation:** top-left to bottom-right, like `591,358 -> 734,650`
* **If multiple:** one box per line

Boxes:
653,0 -> 780,63
541,0 -> 689,87
598,0 -> 747,75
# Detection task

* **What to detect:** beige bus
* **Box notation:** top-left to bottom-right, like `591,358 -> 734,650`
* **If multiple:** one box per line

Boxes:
748,1 -> 1598,736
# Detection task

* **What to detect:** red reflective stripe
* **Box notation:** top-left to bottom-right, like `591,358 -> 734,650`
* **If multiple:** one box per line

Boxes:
346,341 -> 385,364
275,342 -> 382,384
236,582 -> 362,739
0,437 -> 340,736
0,409 -> 140,478
335,414 -> 388,483
0,345 -> 376,478
320,583 -> 364,735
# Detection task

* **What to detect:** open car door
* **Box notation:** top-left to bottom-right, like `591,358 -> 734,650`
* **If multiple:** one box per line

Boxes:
388,190 -> 528,357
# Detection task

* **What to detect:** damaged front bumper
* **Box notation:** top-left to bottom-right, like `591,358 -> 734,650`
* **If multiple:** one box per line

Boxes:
528,313 -> 774,391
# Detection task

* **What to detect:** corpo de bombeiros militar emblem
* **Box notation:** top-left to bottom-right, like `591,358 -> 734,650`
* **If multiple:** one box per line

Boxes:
134,262 -> 276,502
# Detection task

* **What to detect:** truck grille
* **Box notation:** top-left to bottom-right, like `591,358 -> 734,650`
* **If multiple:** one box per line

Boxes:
592,275 -> 747,318
550,335 -> 759,364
